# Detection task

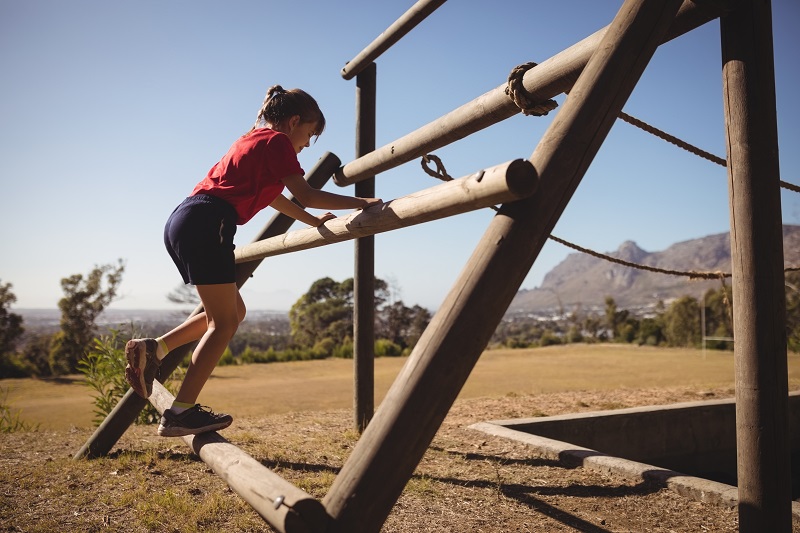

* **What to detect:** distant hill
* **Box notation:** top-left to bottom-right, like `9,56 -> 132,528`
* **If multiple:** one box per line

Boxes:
508,225 -> 800,315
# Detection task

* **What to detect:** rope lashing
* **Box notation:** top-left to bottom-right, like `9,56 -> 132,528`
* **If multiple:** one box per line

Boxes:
505,62 -> 559,117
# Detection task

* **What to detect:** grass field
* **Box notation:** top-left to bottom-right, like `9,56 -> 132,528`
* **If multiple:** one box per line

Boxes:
4,344 -> 800,430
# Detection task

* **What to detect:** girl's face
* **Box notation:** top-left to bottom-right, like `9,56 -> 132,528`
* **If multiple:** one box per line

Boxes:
285,116 -> 318,154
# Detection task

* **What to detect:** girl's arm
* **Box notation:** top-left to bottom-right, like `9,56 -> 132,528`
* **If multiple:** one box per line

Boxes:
269,194 -> 335,227
282,174 -> 382,210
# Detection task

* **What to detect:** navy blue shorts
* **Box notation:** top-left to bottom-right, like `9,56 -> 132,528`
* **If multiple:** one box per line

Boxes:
163,194 -> 238,285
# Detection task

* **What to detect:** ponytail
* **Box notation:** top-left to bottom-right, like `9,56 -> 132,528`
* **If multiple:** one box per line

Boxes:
249,85 -> 326,138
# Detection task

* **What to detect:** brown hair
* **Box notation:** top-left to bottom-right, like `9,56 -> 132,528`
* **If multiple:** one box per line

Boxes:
250,85 -> 326,139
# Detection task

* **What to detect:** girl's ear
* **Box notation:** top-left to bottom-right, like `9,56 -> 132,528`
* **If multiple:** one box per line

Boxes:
287,115 -> 301,131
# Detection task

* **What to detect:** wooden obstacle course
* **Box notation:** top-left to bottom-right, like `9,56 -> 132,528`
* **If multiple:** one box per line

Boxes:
76,0 -> 791,531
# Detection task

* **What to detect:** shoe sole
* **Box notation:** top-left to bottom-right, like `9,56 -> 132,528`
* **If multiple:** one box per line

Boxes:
124,340 -> 149,399
157,419 -> 233,437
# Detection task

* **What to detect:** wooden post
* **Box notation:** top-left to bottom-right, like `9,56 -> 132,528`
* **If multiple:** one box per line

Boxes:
149,382 -> 328,533
233,159 -> 537,264
333,0 -> 731,187
720,1 -> 791,530
74,153 -> 341,459
322,1 -> 683,530
354,63 -> 377,432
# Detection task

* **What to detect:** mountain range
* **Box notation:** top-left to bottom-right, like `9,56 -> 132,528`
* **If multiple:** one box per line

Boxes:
508,225 -> 800,315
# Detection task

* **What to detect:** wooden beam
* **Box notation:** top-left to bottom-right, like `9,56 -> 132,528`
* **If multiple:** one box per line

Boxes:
333,0 -> 732,187
322,0 -> 685,530
354,63 -> 377,432
149,382 -> 328,533
721,0 -> 791,530
234,159 -> 536,265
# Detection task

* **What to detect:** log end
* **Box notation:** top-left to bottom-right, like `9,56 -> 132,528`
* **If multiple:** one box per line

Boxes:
504,158 -> 539,198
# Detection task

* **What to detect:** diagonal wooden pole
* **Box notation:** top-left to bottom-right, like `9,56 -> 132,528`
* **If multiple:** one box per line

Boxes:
74,153 -> 341,459
322,0 -> 685,530
720,1 -> 791,530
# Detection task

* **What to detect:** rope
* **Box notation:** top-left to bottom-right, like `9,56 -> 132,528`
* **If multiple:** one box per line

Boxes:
618,111 -> 727,167
421,154 -> 453,182
618,111 -> 799,193
547,234 -> 730,280
421,154 -> 499,212
505,62 -> 559,117
548,234 -> 799,279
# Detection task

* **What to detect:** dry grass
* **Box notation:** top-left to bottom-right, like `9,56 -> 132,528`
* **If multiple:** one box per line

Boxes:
2,345 -> 800,532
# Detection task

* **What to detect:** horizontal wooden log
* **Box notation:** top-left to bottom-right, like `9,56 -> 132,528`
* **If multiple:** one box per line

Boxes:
333,0 -> 730,186
149,382 -> 328,533
235,159 -> 536,265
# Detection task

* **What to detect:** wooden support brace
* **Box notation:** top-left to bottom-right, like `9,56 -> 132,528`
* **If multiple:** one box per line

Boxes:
234,159 -> 536,264
150,382 -> 329,533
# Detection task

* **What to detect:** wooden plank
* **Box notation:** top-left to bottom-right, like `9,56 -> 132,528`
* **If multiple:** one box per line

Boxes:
149,382 -> 328,533
721,0 -> 791,530
322,0 -> 685,530
234,158 -> 537,264
333,0 -> 732,187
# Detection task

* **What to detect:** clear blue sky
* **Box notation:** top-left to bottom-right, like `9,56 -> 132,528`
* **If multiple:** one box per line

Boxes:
1,1 -> 798,312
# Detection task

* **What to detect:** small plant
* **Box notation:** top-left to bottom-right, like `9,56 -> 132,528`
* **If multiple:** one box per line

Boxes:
78,329 -> 181,425
0,387 -> 39,433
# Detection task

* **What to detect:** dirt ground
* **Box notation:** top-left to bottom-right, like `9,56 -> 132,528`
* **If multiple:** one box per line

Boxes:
3,384 -> 797,532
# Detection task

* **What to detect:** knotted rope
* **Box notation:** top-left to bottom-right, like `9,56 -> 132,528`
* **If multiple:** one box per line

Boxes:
505,62 -> 559,117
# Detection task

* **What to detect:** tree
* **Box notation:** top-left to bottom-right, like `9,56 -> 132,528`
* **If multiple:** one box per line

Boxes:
0,281 -> 25,378
0,282 -> 24,358
378,301 -> 431,350
662,296 -> 700,348
289,277 -> 354,352
167,283 -> 200,307
289,277 -> 430,356
49,260 -> 125,375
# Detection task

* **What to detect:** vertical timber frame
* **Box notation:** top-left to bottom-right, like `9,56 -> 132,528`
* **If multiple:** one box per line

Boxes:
721,0 -> 791,530
322,0 -> 685,530
354,63 -> 377,431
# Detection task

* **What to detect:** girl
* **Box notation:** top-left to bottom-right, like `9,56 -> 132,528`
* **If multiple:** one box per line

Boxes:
124,85 -> 382,437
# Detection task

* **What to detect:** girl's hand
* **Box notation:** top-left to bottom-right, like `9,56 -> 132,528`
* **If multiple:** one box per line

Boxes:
315,212 -> 336,226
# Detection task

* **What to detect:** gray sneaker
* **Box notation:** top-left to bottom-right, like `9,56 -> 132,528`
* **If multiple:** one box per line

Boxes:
124,338 -> 160,399
157,405 -> 233,437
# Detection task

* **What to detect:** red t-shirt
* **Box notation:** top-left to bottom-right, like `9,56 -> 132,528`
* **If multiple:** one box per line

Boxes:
191,128 -> 303,225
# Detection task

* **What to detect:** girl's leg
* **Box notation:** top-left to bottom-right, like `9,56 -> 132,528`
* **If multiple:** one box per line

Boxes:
173,283 -> 245,405
158,289 -> 246,353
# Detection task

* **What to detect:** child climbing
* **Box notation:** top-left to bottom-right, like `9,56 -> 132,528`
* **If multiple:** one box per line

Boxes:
124,85 -> 382,437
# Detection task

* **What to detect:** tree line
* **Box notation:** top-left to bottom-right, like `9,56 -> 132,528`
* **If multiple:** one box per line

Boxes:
2,266 -> 800,378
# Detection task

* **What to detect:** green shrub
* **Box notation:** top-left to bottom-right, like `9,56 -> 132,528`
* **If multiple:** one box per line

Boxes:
218,347 -> 236,366
374,339 -> 402,357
